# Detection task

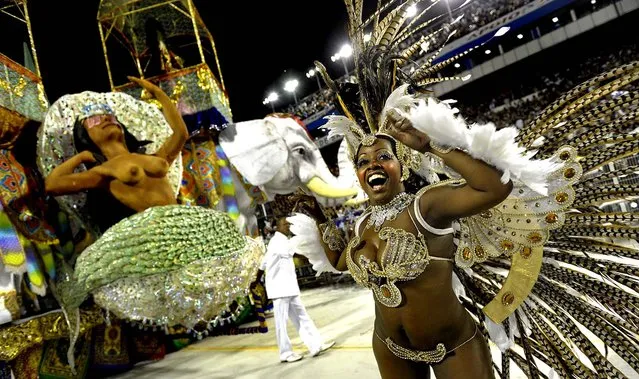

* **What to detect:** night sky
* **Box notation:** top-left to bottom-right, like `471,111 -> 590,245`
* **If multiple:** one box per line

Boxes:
2,0 -> 356,121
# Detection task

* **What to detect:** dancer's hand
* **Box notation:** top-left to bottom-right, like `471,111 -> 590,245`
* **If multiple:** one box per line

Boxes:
385,108 -> 431,153
291,194 -> 326,222
128,76 -> 188,164
77,151 -> 96,164
128,76 -> 169,100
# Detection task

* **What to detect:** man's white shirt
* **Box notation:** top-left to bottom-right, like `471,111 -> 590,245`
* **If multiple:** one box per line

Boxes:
260,232 -> 300,299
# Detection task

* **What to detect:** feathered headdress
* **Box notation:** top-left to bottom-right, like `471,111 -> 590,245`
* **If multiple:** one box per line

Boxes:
316,1 -> 554,189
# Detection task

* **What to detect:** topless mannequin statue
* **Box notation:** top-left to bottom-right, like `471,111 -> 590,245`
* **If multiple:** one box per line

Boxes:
45,77 -> 187,213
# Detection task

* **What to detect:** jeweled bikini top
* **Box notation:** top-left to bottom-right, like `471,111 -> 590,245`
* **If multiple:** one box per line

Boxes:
346,189 -> 454,307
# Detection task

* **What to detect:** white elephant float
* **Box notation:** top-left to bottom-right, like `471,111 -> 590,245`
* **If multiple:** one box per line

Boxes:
218,115 -> 361,233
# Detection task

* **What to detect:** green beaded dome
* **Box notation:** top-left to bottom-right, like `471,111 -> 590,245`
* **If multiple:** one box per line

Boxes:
75,205 -> 245,292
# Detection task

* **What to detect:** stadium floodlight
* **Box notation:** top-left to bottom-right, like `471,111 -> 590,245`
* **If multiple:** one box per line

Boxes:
333,44 -> 353,76
284,80 -> 299,104
406,4 -> 417,17
339,44 -> 353,58
284,80 -> 298,93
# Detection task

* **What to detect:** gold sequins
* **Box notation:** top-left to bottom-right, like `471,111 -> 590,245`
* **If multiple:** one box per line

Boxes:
545,213 -> 558,224
564,168 -> 576,179
501,240 -> 515,252
462,247 -> 472,261
362,135 -> 376,146
527,232 -> 543,243
555,192 -> 568,203
521,247 -> 532,258
0,306 -> 103,361
352,227 -> 431,308
0,76 -> 27,98
383,336 -> 447,363
475,246 -> 486,259
502,292 -> 515,306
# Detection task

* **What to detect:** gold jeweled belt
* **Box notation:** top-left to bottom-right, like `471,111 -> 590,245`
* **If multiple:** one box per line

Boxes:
374,325 -> 478,364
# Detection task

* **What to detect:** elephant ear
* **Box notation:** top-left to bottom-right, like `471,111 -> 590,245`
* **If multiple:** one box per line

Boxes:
219,118 -> 288,186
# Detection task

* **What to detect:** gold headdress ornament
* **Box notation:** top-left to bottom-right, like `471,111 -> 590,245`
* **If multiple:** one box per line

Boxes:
316,0 -> 511,180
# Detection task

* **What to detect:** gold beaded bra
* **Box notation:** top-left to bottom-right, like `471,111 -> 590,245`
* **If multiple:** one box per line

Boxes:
346,191 -> 454,308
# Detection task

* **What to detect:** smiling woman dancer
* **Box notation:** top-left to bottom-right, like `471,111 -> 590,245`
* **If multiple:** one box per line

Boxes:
293,109 -> 513,378
286,1 -> 639,378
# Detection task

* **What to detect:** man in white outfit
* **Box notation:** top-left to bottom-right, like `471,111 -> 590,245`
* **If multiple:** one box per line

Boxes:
253,217 -> 335,363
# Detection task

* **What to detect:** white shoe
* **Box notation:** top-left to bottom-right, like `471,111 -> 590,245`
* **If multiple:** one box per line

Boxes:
280,353 -> 304,363
311,341 -> 336,357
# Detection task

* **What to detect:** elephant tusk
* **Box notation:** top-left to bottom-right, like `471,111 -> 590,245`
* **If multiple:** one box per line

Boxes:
306,177 -> 358,198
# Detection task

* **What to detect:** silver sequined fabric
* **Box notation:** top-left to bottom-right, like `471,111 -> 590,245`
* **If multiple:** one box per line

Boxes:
74,205 -> 264,327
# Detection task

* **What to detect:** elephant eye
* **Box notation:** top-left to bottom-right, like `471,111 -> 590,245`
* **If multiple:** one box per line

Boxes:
293,146 -> 307,156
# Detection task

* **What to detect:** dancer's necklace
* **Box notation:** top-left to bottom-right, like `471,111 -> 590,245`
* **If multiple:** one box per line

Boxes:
366,192 -> 414,232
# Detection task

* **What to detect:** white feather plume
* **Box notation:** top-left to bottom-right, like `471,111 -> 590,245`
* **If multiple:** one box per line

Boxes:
324,115 -> 356,138
323,115 -> 363,150
287,213 -> 343,275
414,154 -> 442,184
337,140 -> 367,201
380,84 -> 418,128
485,315 -> 513,352
407,98 -> 559,195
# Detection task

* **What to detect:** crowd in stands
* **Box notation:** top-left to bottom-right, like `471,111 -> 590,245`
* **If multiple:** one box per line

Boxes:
286,0 -> 549,119
300,41 -> 637,147
286,0 -> 541,119
286,0 -> 629,124
399,0 -> 536,58
286,89 -> 334,119
459,43 -> 638,129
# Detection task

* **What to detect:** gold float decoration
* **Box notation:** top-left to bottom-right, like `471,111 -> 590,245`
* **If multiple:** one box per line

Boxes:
97,0 -> 232,120
0,0 -> 48,123
0,306 -> 103,361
